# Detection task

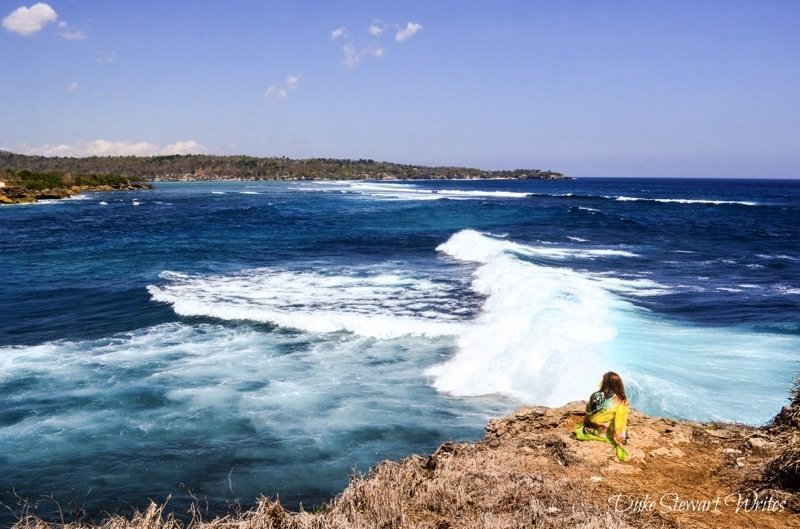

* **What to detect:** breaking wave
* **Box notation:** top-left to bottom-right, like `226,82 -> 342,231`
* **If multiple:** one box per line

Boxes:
148,229 -> 797,423
425,230 -> 796,423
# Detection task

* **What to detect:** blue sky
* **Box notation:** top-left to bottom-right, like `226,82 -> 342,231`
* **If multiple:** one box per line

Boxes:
2,1 -> 799,177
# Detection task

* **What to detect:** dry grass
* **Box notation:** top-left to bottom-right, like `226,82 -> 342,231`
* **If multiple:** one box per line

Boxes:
762,445 -> 800,491
17,389 -> 800,529
769,374 -> 800,433
10,441 -> 658,529
756,374 -> 800,513
762,373 -> 799,493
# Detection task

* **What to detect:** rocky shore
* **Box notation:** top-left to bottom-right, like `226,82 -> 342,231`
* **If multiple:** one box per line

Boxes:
11,394 -> 798,529
0,181 -> 151,205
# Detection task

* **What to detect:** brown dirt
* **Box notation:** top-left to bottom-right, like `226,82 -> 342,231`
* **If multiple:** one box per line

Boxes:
11,402 -> 799,529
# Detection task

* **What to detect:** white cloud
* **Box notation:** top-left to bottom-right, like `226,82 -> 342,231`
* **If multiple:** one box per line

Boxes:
395,21 -> 422,42
2,2 -> 58,36
264,74 -> 299,100
66,81 -> 78,93
96,50 -> 116,64
330,26 -> 346,40
342,44 -> 385,68
332,19 -> 421,68
55,19 -> 86,40
162,141 -> 205,155
368,21 -> 386,37
59,29 -> 86,40
264,86 -> 287,100
23,140 -> 207,157
342,44 -> 365,68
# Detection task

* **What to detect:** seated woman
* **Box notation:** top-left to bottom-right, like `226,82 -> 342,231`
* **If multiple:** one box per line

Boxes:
575,371 -> 630,461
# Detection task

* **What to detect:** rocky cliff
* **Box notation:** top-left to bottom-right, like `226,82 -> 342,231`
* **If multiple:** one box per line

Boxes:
0,181 -> 151,205
12,398 -> 798,529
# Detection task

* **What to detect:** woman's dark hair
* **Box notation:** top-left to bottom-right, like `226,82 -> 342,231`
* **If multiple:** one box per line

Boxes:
601,371 -> 627,402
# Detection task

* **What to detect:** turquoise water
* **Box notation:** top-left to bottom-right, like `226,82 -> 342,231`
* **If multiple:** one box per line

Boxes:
1,178 -> 798,522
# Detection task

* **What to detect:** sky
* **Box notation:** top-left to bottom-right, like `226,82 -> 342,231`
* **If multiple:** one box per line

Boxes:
1,1 -> 799,177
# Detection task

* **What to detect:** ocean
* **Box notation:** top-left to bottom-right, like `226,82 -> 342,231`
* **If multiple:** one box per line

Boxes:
1,177 -> 798,522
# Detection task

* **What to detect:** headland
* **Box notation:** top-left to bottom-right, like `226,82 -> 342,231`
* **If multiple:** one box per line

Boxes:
11,391 -> 798,528
0,150 -> 565,185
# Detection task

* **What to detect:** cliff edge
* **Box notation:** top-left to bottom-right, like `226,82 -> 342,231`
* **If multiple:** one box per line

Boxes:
13,398 -> 798,529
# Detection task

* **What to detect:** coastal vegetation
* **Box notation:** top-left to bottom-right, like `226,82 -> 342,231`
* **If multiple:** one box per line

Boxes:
0,168 -> 151,204
0,151 -> 565,182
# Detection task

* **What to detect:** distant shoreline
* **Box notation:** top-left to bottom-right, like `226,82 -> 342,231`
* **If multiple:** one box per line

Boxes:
0,169 -> 152,205
0,150 -> 567,183
0,182 -> 152,205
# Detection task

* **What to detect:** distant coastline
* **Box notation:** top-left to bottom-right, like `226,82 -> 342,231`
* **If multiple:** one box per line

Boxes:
0,168 -> 151,205
0,150 -> 566,183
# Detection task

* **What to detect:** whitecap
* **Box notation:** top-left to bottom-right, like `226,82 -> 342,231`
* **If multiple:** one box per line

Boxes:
615,196 -> 757,206
293,182 -> 533,201
148,268 -> 469,339
426,229 -> 798,424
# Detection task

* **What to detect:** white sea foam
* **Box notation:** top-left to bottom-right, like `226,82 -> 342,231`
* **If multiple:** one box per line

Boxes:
427,230 -> 633,405
0,321 -> 493,482
145,229 -> 798,424
293,182 -> 533,201
437,230 -> 639,261
148,267 -> 469,339
757,254 -> 800,262
425,230 -> 796,423
615,196 -> 757,206
585,275 -> 674,297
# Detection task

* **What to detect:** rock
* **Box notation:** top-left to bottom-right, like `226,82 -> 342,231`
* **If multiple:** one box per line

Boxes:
36,188 -> 72,200
747,437 -> 772,449
705,428 -> 734,439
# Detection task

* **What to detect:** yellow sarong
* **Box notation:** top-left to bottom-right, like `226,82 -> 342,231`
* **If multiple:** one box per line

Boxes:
575,397 -> 629,461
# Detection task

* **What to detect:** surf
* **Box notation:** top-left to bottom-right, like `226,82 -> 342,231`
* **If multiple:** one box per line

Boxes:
147,267 -> 472,339
426,230 -> 797,424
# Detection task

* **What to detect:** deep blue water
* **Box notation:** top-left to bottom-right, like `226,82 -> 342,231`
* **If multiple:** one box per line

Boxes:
1,178 -> 798,523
